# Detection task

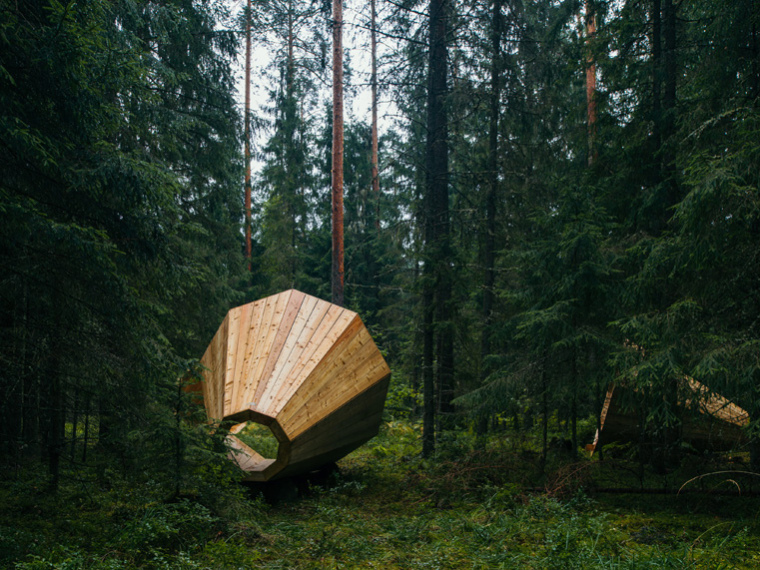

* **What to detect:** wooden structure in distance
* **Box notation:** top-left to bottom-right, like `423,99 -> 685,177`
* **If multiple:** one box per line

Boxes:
589,379 -> 749,454
192,290 -> 391,481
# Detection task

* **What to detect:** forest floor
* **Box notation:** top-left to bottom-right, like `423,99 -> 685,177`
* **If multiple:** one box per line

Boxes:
2,420 -> 760,569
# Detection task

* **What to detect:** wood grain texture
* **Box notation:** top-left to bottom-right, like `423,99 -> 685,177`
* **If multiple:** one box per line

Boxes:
195,290 -> 391,481
268,305 -> 353,417
287,375 -> 390,465
256,294 -> 320,413
199,312 -> 229,420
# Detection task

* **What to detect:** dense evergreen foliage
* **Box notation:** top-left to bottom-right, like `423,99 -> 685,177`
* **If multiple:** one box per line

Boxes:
0,0 -> 245,487
1,0 -> 760,563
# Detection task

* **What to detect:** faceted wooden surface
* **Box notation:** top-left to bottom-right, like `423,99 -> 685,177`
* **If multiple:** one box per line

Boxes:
196,290 -> 391,481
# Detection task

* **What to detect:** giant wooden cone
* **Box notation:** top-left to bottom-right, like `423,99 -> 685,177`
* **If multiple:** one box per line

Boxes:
196,290 -> 391,481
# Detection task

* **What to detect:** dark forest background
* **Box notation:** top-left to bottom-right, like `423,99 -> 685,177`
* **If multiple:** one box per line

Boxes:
2,0 -> 759,492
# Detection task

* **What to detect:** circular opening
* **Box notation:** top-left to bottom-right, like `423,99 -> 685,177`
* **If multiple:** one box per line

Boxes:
231,421 -> 280,461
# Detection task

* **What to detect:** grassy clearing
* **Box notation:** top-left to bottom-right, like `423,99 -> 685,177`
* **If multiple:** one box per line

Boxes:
2,420 -> 760,569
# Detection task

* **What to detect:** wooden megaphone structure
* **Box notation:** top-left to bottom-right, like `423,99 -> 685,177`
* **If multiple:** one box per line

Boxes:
188,290 -> 391,482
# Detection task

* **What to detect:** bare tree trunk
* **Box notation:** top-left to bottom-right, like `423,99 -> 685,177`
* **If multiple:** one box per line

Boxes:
422,0 -> 451,453
46,289 -> 64,491
70,389 -> 78,461
331,0 -> 345,306
422,279 -> 435,456
752,0 -> 759,100
434,3 -> 454,433
651,0 -> 662,148
571,349 -> 578,459
585,0 -> 597,166
541,358 -> 548,470
244,0 -> 252,269
370,0 -> 380,230
662,0 -> 678,208
481,0 -> 502,385
82,394 -> 89,463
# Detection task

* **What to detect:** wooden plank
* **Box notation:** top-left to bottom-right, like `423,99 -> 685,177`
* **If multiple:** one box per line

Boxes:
256,294 -> 320,415
283,341 -> 390,439
269,305 -> 353,417
275,314 -> 364,428
214,317 -> 229,419
278,320 -> 372,423
245,291 -> 292,411
236,292 -> 282,414
224,306 -> 243,417
684,377 -> 749,427
287,375 -> 389,463
226,302 -> 252,416
275,380 -> 388,481
234,297 -> 270,413
224,301 -> 264,416
226,435 -> 274,472
200,312 -> 228,420
265,300 -> 336,413
251,290 -> 305,405
278,324 -> 389,438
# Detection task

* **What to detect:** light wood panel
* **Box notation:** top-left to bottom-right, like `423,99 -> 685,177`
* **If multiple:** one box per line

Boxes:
280,328 -> 391,439
255,294 -> 321,412
195,290 -> 391,481
287,376 -> 390,465
267,306 -> 354,417
199,312 -> 229,420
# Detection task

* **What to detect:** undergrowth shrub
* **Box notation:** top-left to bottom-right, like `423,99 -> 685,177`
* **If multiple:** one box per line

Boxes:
114,499 -> 220,554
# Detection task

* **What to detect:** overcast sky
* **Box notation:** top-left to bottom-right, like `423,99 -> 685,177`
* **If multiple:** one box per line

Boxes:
229,0 -> 398,179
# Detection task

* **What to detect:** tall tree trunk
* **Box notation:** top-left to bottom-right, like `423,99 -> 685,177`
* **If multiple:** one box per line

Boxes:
662,0 -> 677,209
287,1 -> 298,286
649,0 -> 666,235
21,281 -> 38,449
173,380 -> 184,498
481,0 -> 502,383
70,389 -> 78,461
651,0 -> 662,162
422,0 -> 450,454
571,349 -> 578,459
752,0 -> 759,100
46,289 -> 64,491
244,0 -> 252,269
331,0 -> 345,306
541,357 -> 548,469
82,394 -> 89,463
585,0 -> 597,165
370,0 -> 380,230
422,277 -> 436,456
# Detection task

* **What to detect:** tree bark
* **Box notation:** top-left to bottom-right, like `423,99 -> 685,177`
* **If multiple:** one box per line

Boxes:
651,0 -> 662,156
371,0 -> 380,230
244,0 -> 252,269
662,0 -> 678,208
46,289 -> 64,491
331,0 -> 345,306
585,0 -> 597,166
422,0 -> 452,452
481,0 -> 502,386
422,277 -> 435,456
